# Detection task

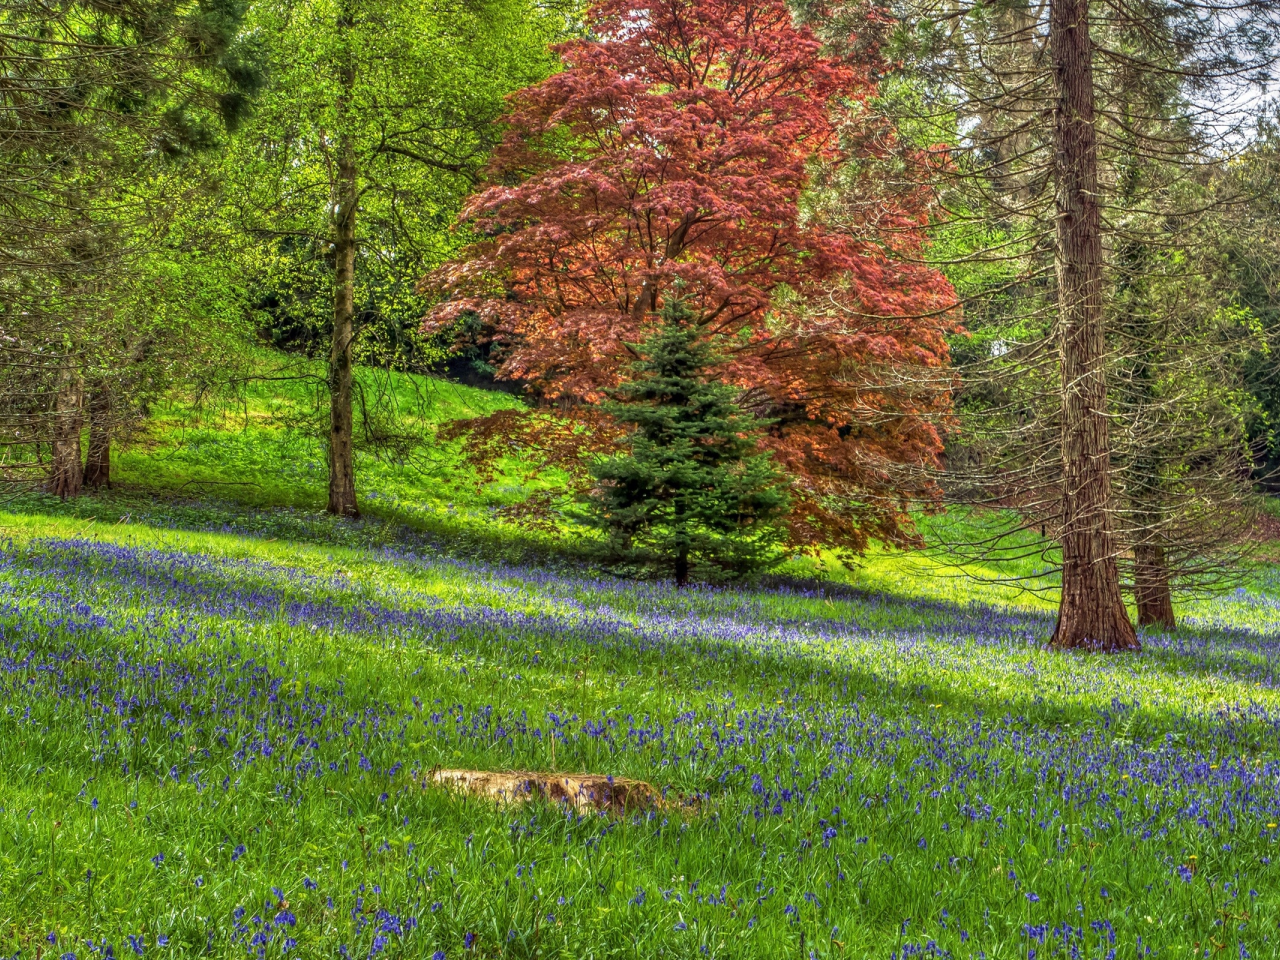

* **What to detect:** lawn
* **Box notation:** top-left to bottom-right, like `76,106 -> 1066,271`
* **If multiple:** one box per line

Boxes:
1,364 -> 1278,959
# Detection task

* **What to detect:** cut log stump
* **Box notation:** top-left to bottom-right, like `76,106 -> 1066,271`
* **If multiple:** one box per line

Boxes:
426,769 -> 682,816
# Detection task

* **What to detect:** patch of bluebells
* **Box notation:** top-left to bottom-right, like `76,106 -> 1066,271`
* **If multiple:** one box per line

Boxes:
0,534 -> 1278,958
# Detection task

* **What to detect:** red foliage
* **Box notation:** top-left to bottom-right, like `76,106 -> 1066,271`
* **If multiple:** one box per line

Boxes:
423,0 -> 960,554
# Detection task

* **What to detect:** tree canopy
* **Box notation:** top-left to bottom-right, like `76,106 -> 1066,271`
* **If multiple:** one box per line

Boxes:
425,0 -> 960,555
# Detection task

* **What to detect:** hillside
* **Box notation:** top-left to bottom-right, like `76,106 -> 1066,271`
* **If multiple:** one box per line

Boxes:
92,356 -> 1081,611
1,364 -> 1279,957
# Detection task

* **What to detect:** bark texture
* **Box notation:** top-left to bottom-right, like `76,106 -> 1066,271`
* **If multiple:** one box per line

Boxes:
47,364 -> 84,499
1048,0 -> 1138,651
327,5 -> 359,519
83,386 -> 111,489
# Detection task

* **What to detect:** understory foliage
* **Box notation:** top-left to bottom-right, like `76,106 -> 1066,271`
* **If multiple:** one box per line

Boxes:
583,301 -> 790,586
0,0 -> 260,495
424,0 -> 960,558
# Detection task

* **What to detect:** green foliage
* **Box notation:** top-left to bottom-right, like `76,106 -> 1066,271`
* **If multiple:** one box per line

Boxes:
1219,127 -> 1280,485
0,0 -> 264,482
224,0 -> 568,373
582,303 -> 790,585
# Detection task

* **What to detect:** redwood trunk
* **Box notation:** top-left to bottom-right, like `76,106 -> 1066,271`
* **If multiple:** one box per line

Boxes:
47,365 -> 84,499
83,387 -> 111,489
1048,0 -> 1137,651
327,8 -> 359,519
1134,543 -> 1175,630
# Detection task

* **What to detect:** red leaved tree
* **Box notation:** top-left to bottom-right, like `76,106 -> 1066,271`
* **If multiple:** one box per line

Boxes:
423,0 -> 960,555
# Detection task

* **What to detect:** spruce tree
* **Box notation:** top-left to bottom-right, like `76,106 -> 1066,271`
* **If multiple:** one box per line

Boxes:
584,302 -> 790,587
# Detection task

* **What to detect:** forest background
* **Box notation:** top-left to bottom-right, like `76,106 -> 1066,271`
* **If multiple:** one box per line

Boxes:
2,0 -> 1279,652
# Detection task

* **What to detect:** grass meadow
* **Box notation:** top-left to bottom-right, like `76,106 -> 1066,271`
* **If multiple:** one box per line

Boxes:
2,363 -> 1279,959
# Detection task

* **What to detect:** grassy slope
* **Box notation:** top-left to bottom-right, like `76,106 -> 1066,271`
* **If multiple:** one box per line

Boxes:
117,357 -> 524,517
109,353 -> 1067,611
1,358 -> 1279,958
107,357 -> 588,565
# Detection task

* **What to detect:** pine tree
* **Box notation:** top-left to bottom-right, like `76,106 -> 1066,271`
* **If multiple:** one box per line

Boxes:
584,302 -> 790,587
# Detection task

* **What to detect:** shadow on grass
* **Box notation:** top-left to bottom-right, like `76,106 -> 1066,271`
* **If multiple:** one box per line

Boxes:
8,488 -> 1275,664
3,499 -> 1278,759
2,485 -> 587,572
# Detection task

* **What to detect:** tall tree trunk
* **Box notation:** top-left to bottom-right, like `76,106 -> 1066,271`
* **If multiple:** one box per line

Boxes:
47,364 -> 84,499
1133,542 -> 1175,630
327,2 -> 359,519
1048,0 -> 1138,651
674,546 -> 689,589
83,386 -> 111,489
1109,100 -> 1176,634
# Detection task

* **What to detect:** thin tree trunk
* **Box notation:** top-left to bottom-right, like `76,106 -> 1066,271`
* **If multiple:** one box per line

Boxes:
674,546 -> 689,589
1048,0 -> 1137,651
47,364 -> 84,499
1134,542 -> 1175,630
980,0 -> 1042,205
327,1 -> 359,519
83,386 -> 111,489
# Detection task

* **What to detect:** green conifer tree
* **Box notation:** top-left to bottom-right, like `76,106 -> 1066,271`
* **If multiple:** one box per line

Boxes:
584,301 -> 791,587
